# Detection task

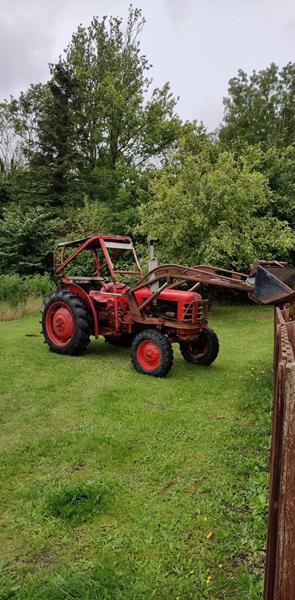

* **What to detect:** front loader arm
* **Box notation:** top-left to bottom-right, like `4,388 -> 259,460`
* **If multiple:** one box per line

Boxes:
131,264 -> 251,293
127,262 -> 295,319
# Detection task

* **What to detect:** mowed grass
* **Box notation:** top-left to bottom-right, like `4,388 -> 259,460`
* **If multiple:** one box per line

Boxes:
0,305 -> 273,600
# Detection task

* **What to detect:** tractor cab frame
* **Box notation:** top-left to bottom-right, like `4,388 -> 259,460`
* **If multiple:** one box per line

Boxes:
54,234 -> 142,285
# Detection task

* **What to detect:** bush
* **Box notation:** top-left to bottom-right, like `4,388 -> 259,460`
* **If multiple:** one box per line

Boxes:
0,273 -> 54,306
0,204 -> 64,275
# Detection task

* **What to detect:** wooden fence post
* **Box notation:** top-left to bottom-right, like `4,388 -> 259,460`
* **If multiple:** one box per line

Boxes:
274,360 -> 295,598
264,312 -> 295,599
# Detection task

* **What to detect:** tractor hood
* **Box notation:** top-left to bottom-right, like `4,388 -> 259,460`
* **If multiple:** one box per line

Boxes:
134,287 -> 202,304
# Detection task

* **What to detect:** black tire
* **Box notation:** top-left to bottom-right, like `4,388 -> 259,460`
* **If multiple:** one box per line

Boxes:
104,334 -> 134,347
179,327 -> 219,366
130,329 -> 173,377
42,290 -> 91,355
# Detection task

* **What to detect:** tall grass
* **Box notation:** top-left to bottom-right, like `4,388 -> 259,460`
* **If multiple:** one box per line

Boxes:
0,273 -> 54,321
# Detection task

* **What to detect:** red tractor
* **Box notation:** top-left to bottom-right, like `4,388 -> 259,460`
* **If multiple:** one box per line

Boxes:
42,234 -> 295,377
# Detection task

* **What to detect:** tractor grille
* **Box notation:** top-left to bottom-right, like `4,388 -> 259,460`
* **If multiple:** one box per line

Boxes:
178,300 -> 208,323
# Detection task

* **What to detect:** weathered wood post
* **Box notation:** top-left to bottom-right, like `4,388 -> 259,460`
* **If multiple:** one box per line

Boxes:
264,309 -> 295,599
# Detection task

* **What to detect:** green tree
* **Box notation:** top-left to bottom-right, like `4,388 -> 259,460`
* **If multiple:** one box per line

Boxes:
139,132 -> 295,271
220,63 -> 295,148
0,85 -> 46,209
0,161 -> 11,210
55,6 -> 180,222
30,64 -> 80,209
7,6 -> 181,223
60,8 -> 180,174
239,144 -> 295,230
0,204 -> 63,275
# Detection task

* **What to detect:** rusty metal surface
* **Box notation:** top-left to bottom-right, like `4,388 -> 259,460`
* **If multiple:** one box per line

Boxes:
264,307 -> 295,600
249,266 -> 295,305
128,262 -> 295,323
53,234 -> 142,278
53,233 -> 295,308
130,262 -> 295,306
130,263 -> 252,293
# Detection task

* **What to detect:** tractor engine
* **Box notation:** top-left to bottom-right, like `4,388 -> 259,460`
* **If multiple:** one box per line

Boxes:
105,299 -> 127,329
134,288 -> 208,325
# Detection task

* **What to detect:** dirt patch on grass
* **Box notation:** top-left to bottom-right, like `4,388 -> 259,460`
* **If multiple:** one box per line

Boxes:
35,551 -> 55,567
70,461 -> 87,472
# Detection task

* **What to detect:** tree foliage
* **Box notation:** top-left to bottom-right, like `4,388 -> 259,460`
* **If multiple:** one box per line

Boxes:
220,63 -> 295,148
139,131 -> 295,271
2,7 -> 180,220
1,7 -> 295,277
238,144 -> 295,230
0,204 -> 63,275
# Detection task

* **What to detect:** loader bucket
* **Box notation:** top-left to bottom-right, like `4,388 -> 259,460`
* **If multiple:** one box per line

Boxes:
250,265 -> 295,305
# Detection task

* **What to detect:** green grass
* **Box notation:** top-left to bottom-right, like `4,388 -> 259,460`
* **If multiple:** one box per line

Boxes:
0,305 -> 273,599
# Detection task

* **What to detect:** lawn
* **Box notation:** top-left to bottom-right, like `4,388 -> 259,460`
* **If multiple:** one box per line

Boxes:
0,305 -> 273,600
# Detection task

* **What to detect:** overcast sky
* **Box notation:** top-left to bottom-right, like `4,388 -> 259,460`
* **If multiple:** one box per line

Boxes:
0,0 -> 294,131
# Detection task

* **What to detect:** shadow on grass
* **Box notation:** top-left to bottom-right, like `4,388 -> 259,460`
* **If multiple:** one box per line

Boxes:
84,338 -> 226,381
86,340 -> 130,358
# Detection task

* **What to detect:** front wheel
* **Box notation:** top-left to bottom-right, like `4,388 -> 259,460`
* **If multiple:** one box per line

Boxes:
131,330 -> 173,377
179,327 -> 219,366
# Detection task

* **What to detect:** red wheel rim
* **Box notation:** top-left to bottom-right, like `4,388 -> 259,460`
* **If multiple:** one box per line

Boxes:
45,301 -> 74,347
137,340 -> 161,371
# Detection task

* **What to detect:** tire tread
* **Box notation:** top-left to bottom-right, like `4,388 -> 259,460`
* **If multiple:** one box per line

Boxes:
130,329 -> 173,377
42,290 -> 91,355
180,327 -> 219,366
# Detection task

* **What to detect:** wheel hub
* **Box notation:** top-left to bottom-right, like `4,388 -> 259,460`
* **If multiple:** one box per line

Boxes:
137,340 -> 161,370
46,302 -> 74,345
52,307 -> 74,340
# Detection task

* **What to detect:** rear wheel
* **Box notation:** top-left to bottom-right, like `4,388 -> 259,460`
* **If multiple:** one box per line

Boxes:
179,327 -> 219,366
131,330 -> 173,377
42,290 -> 91,355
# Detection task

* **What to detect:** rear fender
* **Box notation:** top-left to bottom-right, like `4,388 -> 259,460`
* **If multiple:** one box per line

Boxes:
63,282 -> 99,337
